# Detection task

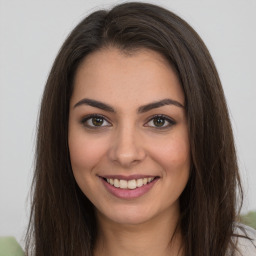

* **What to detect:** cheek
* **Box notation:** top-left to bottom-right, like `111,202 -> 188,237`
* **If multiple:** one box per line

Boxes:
150,132 -> 190,172
68,132 -> 110,201
160,135 -> 190,199
68,132 -> 107,173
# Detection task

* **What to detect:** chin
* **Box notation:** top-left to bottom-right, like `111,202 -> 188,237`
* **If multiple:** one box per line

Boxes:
96,203 -> 163,226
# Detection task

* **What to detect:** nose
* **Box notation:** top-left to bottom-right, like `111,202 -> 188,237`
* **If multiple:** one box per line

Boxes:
108,124 -> 146,168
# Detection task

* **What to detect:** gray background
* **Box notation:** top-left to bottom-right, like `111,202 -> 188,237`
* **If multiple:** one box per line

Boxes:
0,0 -> 255,247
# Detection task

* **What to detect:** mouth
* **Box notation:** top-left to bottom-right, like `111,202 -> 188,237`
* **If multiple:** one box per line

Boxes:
99,175 -> 159,199
102,177 -> 158,190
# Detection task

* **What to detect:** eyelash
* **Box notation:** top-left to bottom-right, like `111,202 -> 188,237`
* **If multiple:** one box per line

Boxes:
80,114 -> 176,129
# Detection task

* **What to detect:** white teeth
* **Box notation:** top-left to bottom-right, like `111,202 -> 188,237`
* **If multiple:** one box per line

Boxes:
114,179 -> 120,188
105,177 -> 156,189
119,180 -> 128,189
128,180 -> 137,189
147,177 -> 153,182
137,179 -> 143,187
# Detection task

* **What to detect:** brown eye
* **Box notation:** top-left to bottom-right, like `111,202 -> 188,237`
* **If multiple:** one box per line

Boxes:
92,117 -> 104,126
81,115 -> 111,128
153,117 -> 166,127
146,115 -> 175,129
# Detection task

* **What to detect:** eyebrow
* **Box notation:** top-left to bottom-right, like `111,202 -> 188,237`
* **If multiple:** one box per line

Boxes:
74,98 -> 115,112
138,98 -> 184,113
73,98 -> 184,113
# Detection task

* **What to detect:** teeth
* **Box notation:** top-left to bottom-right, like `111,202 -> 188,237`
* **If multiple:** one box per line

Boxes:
119,180 -> 127,189
105,177 -> 156,189
128,180 -> 136,189
114,179 -> 120,188
137,179 -> 143,187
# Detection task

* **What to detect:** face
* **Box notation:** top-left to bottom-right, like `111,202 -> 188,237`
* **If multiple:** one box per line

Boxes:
68,48 -> 190,226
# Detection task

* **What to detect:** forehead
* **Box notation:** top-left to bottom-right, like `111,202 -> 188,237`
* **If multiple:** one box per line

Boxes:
71,47 -> 184,109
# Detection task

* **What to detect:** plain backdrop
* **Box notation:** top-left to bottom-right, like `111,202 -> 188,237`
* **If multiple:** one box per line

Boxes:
0,0 -> 255,247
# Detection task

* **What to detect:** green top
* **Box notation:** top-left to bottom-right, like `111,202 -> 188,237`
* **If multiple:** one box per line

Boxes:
0,237 -> 24,256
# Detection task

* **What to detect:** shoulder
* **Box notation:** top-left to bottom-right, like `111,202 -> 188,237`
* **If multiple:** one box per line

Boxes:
232,223 -> 256,256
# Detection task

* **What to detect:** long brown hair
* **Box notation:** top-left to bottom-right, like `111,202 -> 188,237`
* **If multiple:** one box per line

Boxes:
26,2 -> 244,255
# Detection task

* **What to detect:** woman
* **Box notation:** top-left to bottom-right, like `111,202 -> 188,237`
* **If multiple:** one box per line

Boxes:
26,2 -> 256,255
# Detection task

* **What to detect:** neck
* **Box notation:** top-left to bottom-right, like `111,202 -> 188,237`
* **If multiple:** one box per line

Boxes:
94,207 -> 184,256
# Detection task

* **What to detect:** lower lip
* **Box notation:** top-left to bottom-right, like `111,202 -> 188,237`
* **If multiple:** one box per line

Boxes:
101,178 -> 159,199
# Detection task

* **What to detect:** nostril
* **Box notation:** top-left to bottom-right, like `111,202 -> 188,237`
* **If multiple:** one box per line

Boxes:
107,134 -> 146,166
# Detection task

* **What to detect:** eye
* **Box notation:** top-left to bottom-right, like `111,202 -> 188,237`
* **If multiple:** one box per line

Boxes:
81,115 -> 111,128
145,115 -> 175,129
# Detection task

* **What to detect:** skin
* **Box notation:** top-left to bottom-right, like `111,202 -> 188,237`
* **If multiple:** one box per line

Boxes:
68,47 -> 190,256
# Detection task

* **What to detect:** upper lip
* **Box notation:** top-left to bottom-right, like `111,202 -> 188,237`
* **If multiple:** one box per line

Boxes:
99,175 -> 159,180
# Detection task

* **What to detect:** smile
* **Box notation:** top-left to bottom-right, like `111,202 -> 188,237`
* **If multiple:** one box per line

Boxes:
105,177 -> 155,190
100,176 -> 159,199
